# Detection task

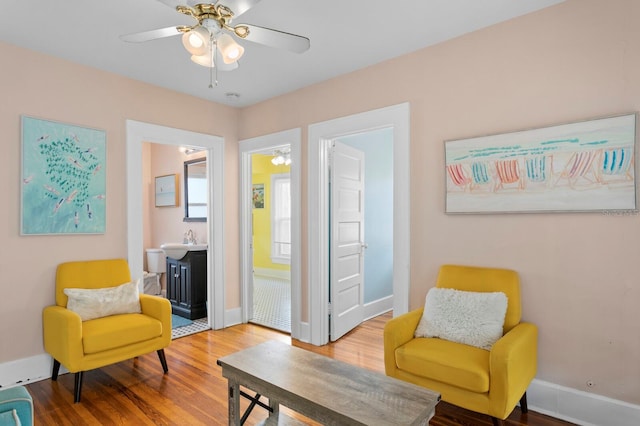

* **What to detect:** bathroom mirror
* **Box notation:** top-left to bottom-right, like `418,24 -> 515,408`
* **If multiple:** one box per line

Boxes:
184,158 -> 207,222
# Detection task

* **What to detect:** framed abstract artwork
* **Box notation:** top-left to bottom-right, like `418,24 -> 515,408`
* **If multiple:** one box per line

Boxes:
21,116 -> 106,235
445,113 -> 637,213
155,174 -> 179,207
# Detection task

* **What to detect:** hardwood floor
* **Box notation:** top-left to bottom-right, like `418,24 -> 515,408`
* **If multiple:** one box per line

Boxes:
27,313 -> 573,425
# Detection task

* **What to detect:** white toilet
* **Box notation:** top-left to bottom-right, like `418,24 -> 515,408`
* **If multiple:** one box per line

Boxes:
145,248 -> 166,295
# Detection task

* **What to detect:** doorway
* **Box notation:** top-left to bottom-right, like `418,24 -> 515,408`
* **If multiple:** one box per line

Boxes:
143,143 -> 210,338
308,103 -> 411,345
239,129 -> 302,339
329,130 -> 394,341
249,151 -> 292,333
125,120 -> 226,330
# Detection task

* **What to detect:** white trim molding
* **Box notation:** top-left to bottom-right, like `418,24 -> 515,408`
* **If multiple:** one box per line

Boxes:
238,128 -> 302,339
125,120 -> 226,330
528,379 -> 640,426
363,295 -> 394,321
0,354 -> 57,389
308,102 -> 411,346
254,268 -> 291,281
225,307 -> 242,328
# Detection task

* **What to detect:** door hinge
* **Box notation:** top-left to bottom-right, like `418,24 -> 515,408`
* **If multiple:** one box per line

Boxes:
328,302 -> 332,315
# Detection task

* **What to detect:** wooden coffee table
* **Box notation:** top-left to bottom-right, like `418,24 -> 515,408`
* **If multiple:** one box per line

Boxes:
217,340 -> 440,425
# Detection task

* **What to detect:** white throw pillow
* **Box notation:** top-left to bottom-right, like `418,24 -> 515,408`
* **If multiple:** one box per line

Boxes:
64,279 -> 141,321
414,287 -> 508,350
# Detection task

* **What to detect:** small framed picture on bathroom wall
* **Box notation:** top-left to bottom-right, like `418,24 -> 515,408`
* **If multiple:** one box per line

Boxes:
155,174 -> 179,207
252,183 -> 264,209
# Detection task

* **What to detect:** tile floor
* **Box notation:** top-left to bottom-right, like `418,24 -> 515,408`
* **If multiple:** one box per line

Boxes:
170,275 -> 292,339
171,317 -> 209,339
250,276 -> 291,333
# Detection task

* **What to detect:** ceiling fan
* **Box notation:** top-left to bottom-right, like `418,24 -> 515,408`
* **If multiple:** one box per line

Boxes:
121,0 -> 310,73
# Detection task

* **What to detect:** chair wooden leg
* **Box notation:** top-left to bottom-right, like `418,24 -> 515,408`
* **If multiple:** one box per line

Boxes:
73,371 -> 83,403
520,392 -> 529,413
491,417 -> 506,426
51,359 -> 61,381
157,349 -> 169,373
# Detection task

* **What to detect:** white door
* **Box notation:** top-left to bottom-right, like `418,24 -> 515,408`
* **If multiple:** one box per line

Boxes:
330,141 -> 365,341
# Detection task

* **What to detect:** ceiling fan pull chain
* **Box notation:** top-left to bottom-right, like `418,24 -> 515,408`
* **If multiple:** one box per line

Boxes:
209,34 -> 218,89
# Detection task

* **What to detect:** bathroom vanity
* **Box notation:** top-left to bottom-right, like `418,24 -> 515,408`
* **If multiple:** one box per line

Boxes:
165,249 -> 207,320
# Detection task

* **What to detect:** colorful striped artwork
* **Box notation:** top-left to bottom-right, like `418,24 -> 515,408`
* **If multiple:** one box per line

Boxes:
21,116 -> 106,234
445,113 -> 636,213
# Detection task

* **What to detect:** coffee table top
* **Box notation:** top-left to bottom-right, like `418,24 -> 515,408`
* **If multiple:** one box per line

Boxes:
217,340 -> 440,426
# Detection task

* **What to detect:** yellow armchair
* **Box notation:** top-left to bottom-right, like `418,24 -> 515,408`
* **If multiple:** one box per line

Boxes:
43,259 -> 172,403
384,265 -> 537,423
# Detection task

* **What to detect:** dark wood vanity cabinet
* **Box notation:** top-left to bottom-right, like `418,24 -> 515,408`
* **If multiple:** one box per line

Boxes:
166,250 -> 207,320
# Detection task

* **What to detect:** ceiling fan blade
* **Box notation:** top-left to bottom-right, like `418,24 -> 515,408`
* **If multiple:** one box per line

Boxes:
218,0 -> 262,18
240,24 -> 310,53
155,0 -> 188,9
120,26 -> 182,43
155,0 -> 259,15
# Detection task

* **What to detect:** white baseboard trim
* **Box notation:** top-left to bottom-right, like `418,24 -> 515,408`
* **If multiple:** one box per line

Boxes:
364,295 -> 393,321
297,322 -> 310,343
0,353 -> 67,389
225,307 -> 242,327
254,268 -> 290,281
528,378 -> 640,426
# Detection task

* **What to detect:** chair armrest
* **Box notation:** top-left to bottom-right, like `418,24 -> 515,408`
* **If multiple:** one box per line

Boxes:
139,294 -> 172,345
383,308 -> 424,375
489,322 -> 538,418
139,294 -> 171,320
0,386 -> 33,426
42,306 -> 84,371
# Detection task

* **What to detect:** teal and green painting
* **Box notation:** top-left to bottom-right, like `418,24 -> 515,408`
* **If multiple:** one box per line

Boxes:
21,116 -> 106,234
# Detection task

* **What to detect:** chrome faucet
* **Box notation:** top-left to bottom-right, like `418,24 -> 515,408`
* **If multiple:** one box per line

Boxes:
185,229 -> 196,244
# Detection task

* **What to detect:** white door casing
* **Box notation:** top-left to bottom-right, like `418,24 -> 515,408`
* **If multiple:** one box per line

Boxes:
125,120 -> 226,330
308,103 -> 410,346
239,129 -> 302,339
330,141 -> 366,341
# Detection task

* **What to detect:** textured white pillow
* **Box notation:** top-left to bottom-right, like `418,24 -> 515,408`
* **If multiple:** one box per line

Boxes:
64,279 -> 141,321
414,287 -> 508,350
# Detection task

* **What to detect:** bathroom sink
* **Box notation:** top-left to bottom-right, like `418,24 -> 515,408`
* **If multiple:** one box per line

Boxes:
160,243 -> 207,260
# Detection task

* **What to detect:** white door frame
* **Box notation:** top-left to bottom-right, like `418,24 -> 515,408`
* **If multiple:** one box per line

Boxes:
126,120 -> 226,330
239,129 -> 302,339
308,103 -> 410,346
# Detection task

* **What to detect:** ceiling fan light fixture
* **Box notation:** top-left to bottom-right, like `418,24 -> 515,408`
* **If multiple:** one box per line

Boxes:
190,53 -> 214,68
182,26 -> 210,56
271,149 -> 291,166
217,33 -> 244,64
271,155 -> 285,166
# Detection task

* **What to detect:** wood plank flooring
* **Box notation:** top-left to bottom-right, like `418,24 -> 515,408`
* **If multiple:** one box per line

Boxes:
27,313 -> 573,425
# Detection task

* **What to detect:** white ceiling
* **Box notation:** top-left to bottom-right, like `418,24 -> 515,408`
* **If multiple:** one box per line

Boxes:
0,0 -> 564,107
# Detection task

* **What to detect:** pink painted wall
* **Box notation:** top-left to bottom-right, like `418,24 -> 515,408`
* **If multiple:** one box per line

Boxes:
238,0 -> 640,405
0,41 -> 240,365
0,0 -> 638,407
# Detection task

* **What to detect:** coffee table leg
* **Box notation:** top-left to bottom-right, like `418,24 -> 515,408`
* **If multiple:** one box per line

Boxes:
269,398 -> 279,418
228,379 -> 241,425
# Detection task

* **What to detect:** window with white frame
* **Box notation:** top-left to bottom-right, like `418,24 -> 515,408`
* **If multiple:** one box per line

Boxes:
271,173 -> 291,264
